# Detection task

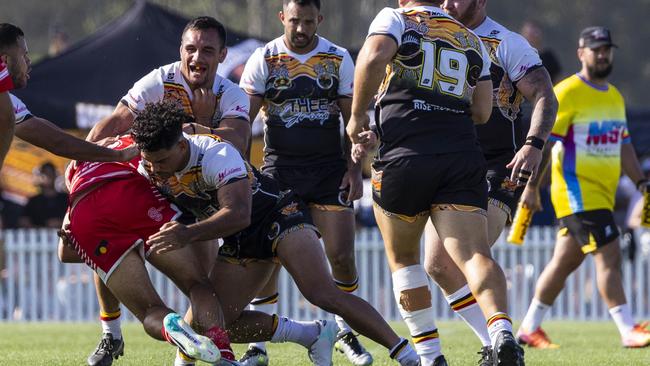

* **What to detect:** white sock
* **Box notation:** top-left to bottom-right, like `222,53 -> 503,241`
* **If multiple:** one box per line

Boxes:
521,298 -> 551,332
248,294 -> 279,351
445,284 -> 490,347
334,277 -> 359,335
487,313 -> 513,346
609,304 -> 635,337
392,265 -> 442,365
390,338 -> 420,365
100,310 -> 122,340
271,316 -> 320,348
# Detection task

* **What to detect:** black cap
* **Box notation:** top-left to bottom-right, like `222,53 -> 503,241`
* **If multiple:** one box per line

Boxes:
579,26 -> 617,48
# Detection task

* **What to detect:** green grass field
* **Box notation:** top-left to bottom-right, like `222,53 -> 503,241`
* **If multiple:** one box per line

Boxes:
1,321 -> 649,365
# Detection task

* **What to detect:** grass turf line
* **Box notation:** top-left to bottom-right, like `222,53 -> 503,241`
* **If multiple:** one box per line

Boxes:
1,321 -> 649,365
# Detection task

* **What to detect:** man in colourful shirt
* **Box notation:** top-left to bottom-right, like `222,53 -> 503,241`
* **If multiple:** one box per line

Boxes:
517,26 -> 650,349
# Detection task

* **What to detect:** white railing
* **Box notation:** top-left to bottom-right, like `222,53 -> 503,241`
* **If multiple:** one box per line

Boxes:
1,227 -> 649,322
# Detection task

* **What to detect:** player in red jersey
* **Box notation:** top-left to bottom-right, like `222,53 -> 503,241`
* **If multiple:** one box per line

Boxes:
62,135 -> 236,365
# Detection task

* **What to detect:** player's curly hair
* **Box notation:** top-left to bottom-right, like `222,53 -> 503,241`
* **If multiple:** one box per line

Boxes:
131,101 -> 189,152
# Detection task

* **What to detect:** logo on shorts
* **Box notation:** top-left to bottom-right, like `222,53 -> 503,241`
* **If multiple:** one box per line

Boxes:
280,202 -> 299,217
219,244 -> 237,257
268,222 -> 281,240
371,169 -> 382,197
605,225 -> 613,236
95,240 -> 109,256
148,207 -> 164,222
500,178 -> 518,192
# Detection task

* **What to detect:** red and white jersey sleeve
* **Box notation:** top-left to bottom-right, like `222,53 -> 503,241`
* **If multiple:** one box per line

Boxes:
239,47 -> 268,96
0,61 -> 13,92
9,93 -> 32,124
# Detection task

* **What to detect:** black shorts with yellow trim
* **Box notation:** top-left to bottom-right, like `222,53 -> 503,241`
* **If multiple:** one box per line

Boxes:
558,209 -> 620,254
263,164 -> 353,212
371,151 -> 488,220
219,191 -> 320,262
486,169 -> 524,223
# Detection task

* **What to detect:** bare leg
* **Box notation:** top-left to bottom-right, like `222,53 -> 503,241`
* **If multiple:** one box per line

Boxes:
183,239 -> 219,330
104,251 -> 173,340
533,235 -> 585,305
148,245 -> 224,332
424,203 -> 508,295
593,239 -> 626,308
277,228 -> 401,349
209,259 -> 276,342
430,209 -> 507,317
311,208 -> 358,283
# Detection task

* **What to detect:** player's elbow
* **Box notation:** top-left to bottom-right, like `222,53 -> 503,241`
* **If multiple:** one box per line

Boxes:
471,80 -> 492,124
471,105 -> 491,124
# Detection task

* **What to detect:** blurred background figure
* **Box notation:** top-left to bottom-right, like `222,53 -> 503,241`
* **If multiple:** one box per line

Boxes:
47,24 -> 70,57
18,161 -> 67,228
520,20 -> 562,85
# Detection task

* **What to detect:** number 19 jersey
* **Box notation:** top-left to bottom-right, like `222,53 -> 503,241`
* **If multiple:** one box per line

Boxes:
368,6 -> 491,161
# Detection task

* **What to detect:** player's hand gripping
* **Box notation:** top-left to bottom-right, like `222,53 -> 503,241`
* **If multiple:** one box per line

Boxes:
340,165 -> 363,203
351,130 -> 377,164
191,88 -> 217,126
148,221 -> 190,254
506,145 -> 543,187
520,185 -> 542,212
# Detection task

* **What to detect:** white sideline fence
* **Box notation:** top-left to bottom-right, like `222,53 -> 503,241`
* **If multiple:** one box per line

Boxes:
1,227 -> 649,322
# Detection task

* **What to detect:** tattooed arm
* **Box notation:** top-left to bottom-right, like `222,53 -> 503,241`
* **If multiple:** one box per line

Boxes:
506,67 -> 558,184
517,67 -> 558,142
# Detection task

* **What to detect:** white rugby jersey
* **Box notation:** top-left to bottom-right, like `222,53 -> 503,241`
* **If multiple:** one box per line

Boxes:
239,35 -> 355,167
9,93 -> 32,124
138,133 -> 248,220
474,17 -> 543,121
122,61 -> 250,127
472,17 -> 543,159
240,35 -> 354,98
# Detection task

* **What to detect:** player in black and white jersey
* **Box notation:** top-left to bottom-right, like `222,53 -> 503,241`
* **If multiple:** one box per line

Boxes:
239,1 -> 370,365
348,1 -> 525,365
422,2 -> 557,364
132,101 -> 421,366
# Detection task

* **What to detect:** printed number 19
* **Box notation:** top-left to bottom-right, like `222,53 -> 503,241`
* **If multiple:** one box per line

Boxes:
419,41 -> 468,97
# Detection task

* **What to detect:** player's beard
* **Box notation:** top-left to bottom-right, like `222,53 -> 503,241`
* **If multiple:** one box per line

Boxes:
587,62 -> 613,79
290,32 -> 315,50
456,0 -> 480,26
7,56 -> 28,89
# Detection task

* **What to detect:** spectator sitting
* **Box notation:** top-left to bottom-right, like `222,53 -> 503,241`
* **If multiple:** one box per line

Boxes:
18,162 -> 68,228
